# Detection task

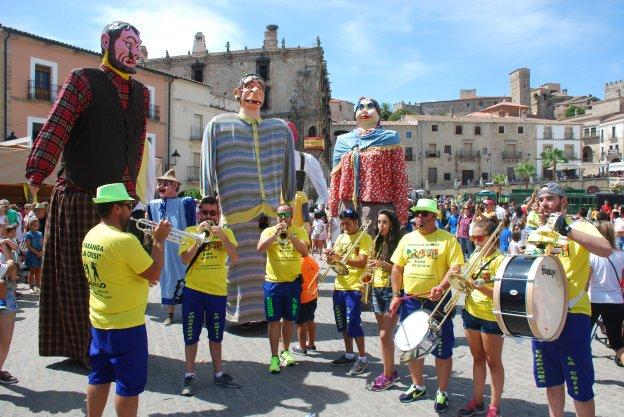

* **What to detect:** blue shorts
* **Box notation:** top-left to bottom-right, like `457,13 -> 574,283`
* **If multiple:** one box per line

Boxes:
88,325 -> 148,397
400,295 -> 455,359
372,287 -> 394,314
264,277 -> 301,321
462,309 -> 503,335
181,287 -> 227,344
532,313 -> 594,402
332,290 -> 364,337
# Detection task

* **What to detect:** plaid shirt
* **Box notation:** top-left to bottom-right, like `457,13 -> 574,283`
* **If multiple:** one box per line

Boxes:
25,65 -> 149,196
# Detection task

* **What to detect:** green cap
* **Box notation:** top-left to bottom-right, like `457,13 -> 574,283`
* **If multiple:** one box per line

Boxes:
411,198 -> 439,214
92,183 -> 134,204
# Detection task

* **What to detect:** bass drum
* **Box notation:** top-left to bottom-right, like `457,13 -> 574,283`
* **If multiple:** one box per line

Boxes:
394,309 -> 439,363
493,255 -> 567,342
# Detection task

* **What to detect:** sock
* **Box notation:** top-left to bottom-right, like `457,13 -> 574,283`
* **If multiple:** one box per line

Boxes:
185,372 -> 194,378
437,389 -> 447,396
214,371 -> 223,378
357,355 -> 367,362
344,352 -> 355,360
415,384 -> 426,391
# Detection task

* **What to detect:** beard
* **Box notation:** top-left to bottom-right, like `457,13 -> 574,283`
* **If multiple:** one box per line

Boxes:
108,43 -> 137,74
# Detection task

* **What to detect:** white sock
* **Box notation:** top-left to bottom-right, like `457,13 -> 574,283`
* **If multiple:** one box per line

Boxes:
185,372 -> 194,378
415,384 -> 425,391
357,356 -> 367,362
437,389 -> 447,395
214,371 -> 223,378
344,352 -> 355,359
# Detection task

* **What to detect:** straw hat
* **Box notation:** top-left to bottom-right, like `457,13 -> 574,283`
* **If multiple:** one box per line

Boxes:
157,169 -> 181,184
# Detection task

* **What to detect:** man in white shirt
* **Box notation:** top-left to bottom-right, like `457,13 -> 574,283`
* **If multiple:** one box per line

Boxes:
613,211 -> 624,250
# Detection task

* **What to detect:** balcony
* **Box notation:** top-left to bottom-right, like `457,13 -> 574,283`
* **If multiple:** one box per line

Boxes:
425,150 -> 440,158
609,135 -> 619,143
148,104 -> 160,121
456,150 -> 480,161
502,151 -> 523,161
542,132 -> 553,139
606,150 -> 622,162
189,126 -> 202,141
582,134 -> 600,144
563,134 -> 575,140
27,80 -> 60,102
187,165 -> 200,182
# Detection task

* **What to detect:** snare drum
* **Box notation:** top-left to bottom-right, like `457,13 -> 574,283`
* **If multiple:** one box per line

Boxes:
493,255 -> 567,341
394,309 -> 439,363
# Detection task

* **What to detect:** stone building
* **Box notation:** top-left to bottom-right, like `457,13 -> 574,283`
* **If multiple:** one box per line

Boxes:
530,83 -> 574,119
510,68 -> 531,107
329,98 -> 354,122
393,89 -> 509,117
145,25 -> 332,166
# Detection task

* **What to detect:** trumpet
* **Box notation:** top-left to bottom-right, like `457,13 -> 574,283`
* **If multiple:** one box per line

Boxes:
276,227 -> 291,245
131,218 -> 206,245
308,219 -> 371,291
428,221 -> 504,334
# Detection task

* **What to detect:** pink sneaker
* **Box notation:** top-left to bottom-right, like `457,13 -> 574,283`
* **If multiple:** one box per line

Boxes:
486,405 -> 501,417
370,370 -> 399,392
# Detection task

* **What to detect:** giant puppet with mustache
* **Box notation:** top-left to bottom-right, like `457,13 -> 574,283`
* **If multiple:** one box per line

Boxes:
329,97 -> 409,226
25,21 -> 150,367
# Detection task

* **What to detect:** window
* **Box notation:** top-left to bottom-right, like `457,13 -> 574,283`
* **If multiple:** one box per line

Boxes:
518,126 -> 524,134
29,57 -> 58,102
428,167 -> 437,183
308,126 -> 317,137
339,104 -> 342,111
498,125 -> 505,134
444,145 -> 451,154
479,101 -> 484,106
405,147 -> 413,161
474,126 -> 481,135
193,68 -> 203,82
481,148 -> 488,155
432,124 -> 438,132
613,126 -> 617,139
405,131 -> 412,139
256,58 -> 270,81
466,103 -> 470,107
444,173 -> 451,181
34,64 -> 51,100
455,125 -> 463,135
261,86 -> 270,110
191,114 -> 203,140
27,116 -> 47,141
584,128 -> 589,137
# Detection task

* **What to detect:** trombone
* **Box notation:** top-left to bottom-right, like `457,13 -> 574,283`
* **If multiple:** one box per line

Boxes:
427,221 -> 504,333
132,218 -> 207,245
308,219 -> 371,291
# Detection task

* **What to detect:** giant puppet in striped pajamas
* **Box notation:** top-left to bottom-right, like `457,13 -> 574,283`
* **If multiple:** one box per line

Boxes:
328,97 -> 409,226
200,74 -> 296,324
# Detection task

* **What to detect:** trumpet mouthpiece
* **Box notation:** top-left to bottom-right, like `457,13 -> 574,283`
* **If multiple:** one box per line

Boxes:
474,278 -> 485,288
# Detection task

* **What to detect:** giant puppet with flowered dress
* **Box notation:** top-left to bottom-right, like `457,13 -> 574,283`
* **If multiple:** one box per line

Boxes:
25,21 -> 150,367
329,97 -> 409,226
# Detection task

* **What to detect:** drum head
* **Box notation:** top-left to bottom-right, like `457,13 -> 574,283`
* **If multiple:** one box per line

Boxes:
394,310 -> 430,352
527,256 -> 567,341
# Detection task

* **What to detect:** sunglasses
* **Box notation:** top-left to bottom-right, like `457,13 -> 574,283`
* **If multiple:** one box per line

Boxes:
413,211 -> 432,216
277,212 -> 292,218
119,202 -> 133,210
472,234 -> 488,242
201,209 -> 218,216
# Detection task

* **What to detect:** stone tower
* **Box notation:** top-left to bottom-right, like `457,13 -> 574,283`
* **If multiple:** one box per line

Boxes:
192,32 -> 206,56
263,24 -> 278,49
510,68 -> 530,107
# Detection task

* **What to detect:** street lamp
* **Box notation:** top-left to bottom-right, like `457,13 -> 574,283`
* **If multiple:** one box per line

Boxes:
487,153 -> 492,180
167,149 -> 181,170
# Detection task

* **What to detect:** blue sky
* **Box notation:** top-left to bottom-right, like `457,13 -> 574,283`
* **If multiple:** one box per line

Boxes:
3,0 -> 623,105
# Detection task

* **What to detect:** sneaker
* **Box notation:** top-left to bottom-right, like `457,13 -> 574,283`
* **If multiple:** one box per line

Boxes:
457,399 -> 485,416
291,346 -> 307,355
0,370 -> 18,385
399,384 -> 427,403
269,356 -> 281,373
180,375 -> 196,396
371,371 -> 399,392
347,359 -> 369,376
434,391 -> 449,413
280,350 -> 295,366
213,372 -> 241,389
330,354 -> 356,366
615,355 -> 624,367
0,299 -> 6,310
306,345 -> 317,352
485,405 -> 501,417
164,315 -> 174,326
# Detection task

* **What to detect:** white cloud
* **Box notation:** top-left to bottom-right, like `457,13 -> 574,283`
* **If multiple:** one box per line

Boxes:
91,0 -> 244,58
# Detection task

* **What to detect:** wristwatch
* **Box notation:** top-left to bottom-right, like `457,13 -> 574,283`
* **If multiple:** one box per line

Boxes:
392,291 -> 401,298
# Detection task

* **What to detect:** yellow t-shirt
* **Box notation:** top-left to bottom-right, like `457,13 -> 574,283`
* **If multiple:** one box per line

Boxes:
261,225 -> 310,282
483,211 -> 497,219
333,231 -> 373,291
370,240 -> 392,288
527,219 -> 602,316
391,228 -> 464,296
527,210 -> 540,228
82,223 -> 153,330
291,191 -> 309,228
464,249 -> 505,322
178,225 -> 237,296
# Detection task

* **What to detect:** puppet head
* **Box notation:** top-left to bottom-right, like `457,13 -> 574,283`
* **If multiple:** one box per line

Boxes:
234,73 -> 265,114
101,21 -> 142,75
354,97 -> 381,130
156,169 -> 181,198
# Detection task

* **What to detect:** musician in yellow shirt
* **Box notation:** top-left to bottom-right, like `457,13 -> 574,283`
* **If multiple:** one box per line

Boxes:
178,196 -> 240,395
82,183 -> 170,417
389,198 -> 463,413
326,208 -> 373,376
257,203 -> 309,374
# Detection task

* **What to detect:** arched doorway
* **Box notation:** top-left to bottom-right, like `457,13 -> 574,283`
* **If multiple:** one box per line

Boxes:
582,146 -> 593,163
308,126 -> 317,137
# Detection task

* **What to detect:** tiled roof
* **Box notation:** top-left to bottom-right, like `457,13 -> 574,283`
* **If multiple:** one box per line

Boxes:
403,114 -> 581,125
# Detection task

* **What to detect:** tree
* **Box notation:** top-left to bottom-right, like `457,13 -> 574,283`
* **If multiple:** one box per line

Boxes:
565,105 -> 586,118
388,108 -> 416,121
380,102 -> 392,121
541,148 -> 568,180
183,187 -> 202,200
515,162 -> 536,189
492,174 -> 506,200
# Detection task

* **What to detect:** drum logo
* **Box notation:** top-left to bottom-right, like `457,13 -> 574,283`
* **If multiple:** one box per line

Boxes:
541,265 -> 557,278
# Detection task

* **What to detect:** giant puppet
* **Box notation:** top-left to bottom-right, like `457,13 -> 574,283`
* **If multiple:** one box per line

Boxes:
329,97 -> 409,225
25,21 -> 149,366
200,74 -> 295,324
